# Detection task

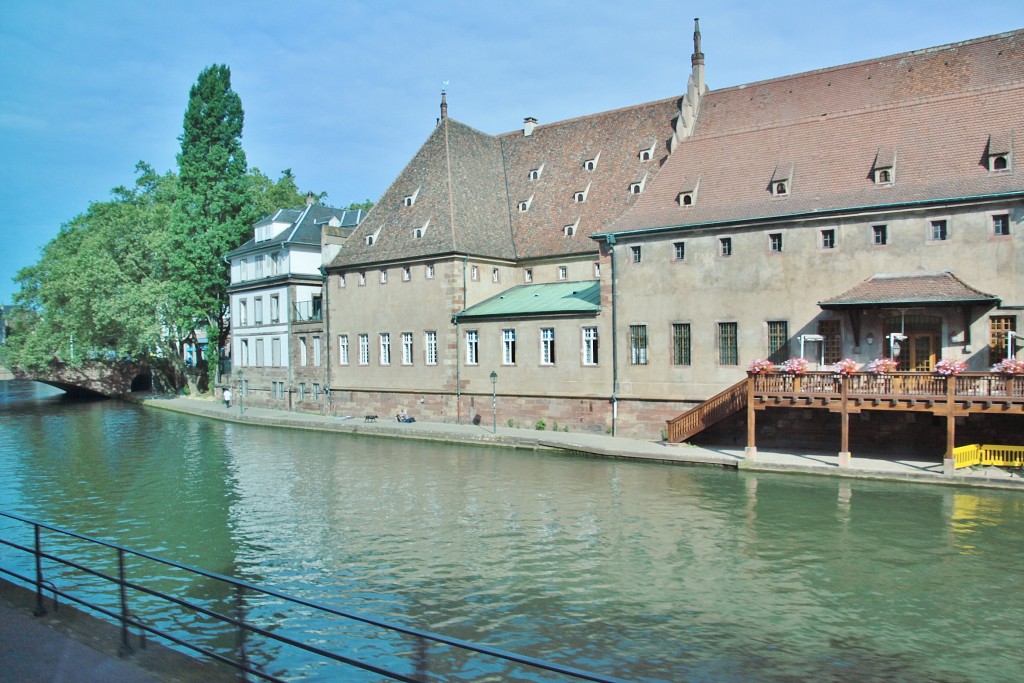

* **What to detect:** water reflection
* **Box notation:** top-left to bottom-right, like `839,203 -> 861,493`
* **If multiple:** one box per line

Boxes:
2,380 -> 1024,681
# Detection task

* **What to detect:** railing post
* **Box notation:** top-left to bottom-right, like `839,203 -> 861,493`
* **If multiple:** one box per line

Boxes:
943,376 -> 957,475
236,584 -> 250,681
117,548 -> 133,655
414,634 -> 429,682
838,374 -> 851,468
33,524 -> 46,617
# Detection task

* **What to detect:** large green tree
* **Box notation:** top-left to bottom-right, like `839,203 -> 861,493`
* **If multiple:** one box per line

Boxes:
166,64 -> 254,377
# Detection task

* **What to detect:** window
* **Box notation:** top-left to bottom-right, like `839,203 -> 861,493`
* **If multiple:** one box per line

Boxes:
312,295 -> 322,320
528,168 -> 540,180
989,153 -> 1010,172
564,225 -> 576,237
240,339 -> 249,366
993,213 -> 1011,236
313,383 -> 321,401
270,295 -> 280,323
492,268 -> 500,283
875,168 -> 893,185
872,224 -> 888,245
573,191 -> 586,203
930,219 -> 948,241
540,328 -> 556,365
518,200 -> 529,212
818,320 -> 841,365
358,334 -> 369,365
298,383 -> 306,402
767,321 -> 789,364
502,328 -> 517,365
254,256 -> 264,279
720,237 -> 732,257
358,272 -> 366,286
471,265 -> 479,281
773,181 -> 788,196
425,331 -> 438,365
990,315 -> 1016,364
239,258 -> 248,281
402,266 -> 411,281
339,334 -> 349,365
313,336 -> 321,366
239,299 -> 248,325
272,382 -> 284,400
674,242 -> 685,260
379,333 -> 391,365
558,266 -> 568,280
365,235 -> 374,246
466,330 -> 479,365
629,325 -> 648,365
583,327 -> 599,365
403,196 -> 414,207
630,246 -> 642,263
718,322 -> 738,365
380,269 -> 388,284
255,338 -> 265,366
584,158 -> 597,171
426,263 -> 435,279
821,229 -> 836,249
672,323 -> 691,366
678,192 -> 694,206
524,268 -> 533,283
402,332 -> 414,365
413,228 -> 423,239
271,337 -> 282,366
299,337 -> 308,366
338,274 -> 346,288
629,181 -> 644,194
769,233 -> 783,253
253,297 -> 263,324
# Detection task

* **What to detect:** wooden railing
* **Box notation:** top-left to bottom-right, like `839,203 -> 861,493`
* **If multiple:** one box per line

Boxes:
953,444 -> 1024,469
666,379 -> 748,443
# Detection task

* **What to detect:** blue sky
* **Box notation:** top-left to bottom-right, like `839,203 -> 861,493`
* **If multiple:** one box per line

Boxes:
1,0 -> 1020,304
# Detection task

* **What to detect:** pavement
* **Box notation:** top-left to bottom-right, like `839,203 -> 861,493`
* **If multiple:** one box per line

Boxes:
141,395 -> 1024,490
3,395 -> 1021,683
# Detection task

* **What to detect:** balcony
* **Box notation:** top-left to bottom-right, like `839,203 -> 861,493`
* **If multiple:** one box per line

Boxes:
291,300 -> 322,323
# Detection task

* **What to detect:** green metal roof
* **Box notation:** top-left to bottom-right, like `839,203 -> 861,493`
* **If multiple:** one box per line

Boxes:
453,281 -> 601,321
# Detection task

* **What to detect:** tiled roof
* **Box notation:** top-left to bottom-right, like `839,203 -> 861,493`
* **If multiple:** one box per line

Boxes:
818,271 -> 1000,309
607,30 -> 1024,236
229,204 -> 361,257
332,97 -> 680,269
453,280 -> 601,321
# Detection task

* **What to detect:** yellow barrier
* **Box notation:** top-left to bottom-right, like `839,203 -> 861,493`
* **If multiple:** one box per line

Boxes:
953,444 -> 1024,469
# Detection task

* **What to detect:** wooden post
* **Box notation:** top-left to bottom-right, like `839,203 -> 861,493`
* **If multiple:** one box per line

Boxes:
943,376 -> 957,475
838,374 -> 851,468
745,375 -> 757,462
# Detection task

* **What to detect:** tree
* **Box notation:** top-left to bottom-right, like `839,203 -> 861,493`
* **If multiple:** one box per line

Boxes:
166,64 -> 253,384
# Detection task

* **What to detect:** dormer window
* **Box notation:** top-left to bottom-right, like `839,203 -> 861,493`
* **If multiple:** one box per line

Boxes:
573,191 -> 586,203
517,195 -> 533,212
629,173 -> 649,195
986,133 -> 1012,173
564,225 -> 576,237
773,181 -> 788,196
583,153 -> 600,171
871,147 -> 896,186
639,142 -> 656,161
365,235 -> 374,246
528,164 -> 544,180
402,187 -> 420,207
412,219 -> 428,240
769,164 -> 793,197
678,192 -> 694,206
875,168 -> 893,185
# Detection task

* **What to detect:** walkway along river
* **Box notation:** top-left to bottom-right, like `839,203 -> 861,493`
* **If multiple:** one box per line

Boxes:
2,380 -> 1023,681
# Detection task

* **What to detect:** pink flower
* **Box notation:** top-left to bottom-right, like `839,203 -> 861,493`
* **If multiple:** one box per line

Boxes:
991,358 -> 1024,374
833,358 -> 861,375
780,357 -> 810,375
866,357 -> 898,374
748,358 -> 773,374
934,358 -> 968,375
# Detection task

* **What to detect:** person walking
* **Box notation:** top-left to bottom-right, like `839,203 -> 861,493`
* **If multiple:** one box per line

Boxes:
224,388 -> 232,409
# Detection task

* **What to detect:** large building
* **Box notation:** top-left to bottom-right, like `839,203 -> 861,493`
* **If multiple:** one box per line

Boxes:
227,198 -> 363,409
321,23 -> 1022,443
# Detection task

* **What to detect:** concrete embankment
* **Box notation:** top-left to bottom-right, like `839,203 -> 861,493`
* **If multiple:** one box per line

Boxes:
138,395 -> 1024,491
0,366 -> 14,380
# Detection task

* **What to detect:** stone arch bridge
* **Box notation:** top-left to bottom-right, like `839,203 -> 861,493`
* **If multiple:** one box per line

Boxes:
10,360 -> 159,399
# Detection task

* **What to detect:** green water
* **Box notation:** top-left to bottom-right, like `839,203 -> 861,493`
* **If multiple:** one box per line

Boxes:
1,380 -> 1022,681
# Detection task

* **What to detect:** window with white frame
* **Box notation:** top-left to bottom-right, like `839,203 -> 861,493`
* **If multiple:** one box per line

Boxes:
253,296 -> 263,324
338,273 -> 346,288
524,268 -> 533,282
380,269 -> 388,284
271,337 -> 281,366
872,224 -> 888,245
720,237 -> 732,257
558,266 -> 568,280
380,333 -> 391,365
769,233 -> 783,253
540,328 -> 556,365
426,263 -> 435,279
255,338 -> 265,366
631,246 -> 642,263
402,266 -> 411,281
358,334 -> 369,365
674,242 -> 685,260
313,336 -> 321,366
930,219 -> 949,241
270,295 -> 280,322
255,256 -> 264,278
466,330 -> 479,365
339,334 -> 349,365
821,228 -> 836,249
359,272 -> 366,286
239,258 -> 248,281
993,213 -> 1011,236
492,268 -> 500,283
239,299 -> 248,325
583,327 -> 599,365
425,331 -> 438,365
240,339 -> 249,365
471,265 -> 479,281
502,328 -> 516,365
299,337 -> 308,366
402,332 -> 413,365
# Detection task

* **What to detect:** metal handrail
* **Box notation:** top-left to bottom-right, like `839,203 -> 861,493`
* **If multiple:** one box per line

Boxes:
0,511 -> 629,682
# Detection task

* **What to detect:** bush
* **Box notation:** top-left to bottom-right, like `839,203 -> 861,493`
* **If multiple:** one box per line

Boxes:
535,419 -> 547,431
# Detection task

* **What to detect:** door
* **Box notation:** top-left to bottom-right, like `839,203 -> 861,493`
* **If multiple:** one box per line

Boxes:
885,315 -> 942,371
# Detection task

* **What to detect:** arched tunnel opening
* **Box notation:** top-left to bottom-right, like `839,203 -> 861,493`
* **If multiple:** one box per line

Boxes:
130,373 -> 153,392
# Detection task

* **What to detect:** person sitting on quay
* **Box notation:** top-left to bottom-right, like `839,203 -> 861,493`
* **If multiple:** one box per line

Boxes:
396,409 -> 415,423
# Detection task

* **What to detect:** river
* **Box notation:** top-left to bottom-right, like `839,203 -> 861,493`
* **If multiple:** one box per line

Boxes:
1,380 -> 1022,682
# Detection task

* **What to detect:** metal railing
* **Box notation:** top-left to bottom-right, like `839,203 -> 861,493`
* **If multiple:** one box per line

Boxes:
0,511 -> 628,682
291,300 -> 322,322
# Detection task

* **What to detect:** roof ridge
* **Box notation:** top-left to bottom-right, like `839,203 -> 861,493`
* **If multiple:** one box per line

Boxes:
495,95 -> 680,139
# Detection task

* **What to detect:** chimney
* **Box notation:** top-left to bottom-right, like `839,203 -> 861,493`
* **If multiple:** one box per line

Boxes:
306,192 -> 315,206
440,91 -> 447,121
523,117 -> 537,137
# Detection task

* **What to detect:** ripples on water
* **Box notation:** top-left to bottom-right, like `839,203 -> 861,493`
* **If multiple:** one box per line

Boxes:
2,380 -> 1024,681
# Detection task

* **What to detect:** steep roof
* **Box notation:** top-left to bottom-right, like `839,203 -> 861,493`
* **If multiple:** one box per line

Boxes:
229,204 -> 363,257
818,271 -> 1000,309
334,119 -> 515,268
453,280 -> 601,321
605,30 -> 1024,236
331,96 -> 680,269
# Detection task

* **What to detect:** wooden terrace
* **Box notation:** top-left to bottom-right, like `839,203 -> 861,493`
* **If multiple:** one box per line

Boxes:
667,372 -> 1024,474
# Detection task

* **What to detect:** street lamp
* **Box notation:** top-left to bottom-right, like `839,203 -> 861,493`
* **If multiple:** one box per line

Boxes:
237,368 -> 244,415
489,371 -> 498,434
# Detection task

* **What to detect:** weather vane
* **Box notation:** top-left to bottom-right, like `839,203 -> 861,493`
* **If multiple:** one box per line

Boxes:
441,80 -> 449,94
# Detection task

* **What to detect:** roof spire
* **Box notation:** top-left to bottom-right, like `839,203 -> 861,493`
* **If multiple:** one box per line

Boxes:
692,18 -> 703,64
440,80 -> 449,121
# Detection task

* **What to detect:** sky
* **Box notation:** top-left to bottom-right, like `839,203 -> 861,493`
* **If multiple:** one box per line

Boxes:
1,0 -> 1021,304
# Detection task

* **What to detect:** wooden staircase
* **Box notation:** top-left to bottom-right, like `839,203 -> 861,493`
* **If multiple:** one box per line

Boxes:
666,378 -> 748,443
